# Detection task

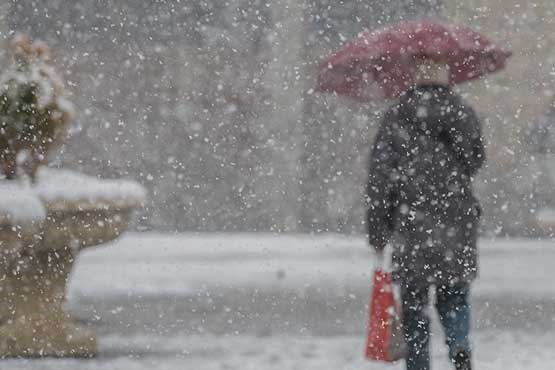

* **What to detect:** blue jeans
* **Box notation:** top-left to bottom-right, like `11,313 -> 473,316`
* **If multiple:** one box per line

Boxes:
401,283 -> 471,370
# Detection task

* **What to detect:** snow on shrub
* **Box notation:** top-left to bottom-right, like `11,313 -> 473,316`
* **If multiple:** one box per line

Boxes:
0,34 -> 74,180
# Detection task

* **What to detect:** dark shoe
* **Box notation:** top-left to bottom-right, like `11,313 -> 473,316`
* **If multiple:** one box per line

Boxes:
453,350 -> 472,370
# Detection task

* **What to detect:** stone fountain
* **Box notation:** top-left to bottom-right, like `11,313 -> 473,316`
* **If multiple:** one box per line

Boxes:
0,36 -> 145,357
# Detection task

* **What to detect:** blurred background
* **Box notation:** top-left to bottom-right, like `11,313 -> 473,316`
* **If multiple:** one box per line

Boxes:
2,2 -> 555,370
2,0 -> 554,235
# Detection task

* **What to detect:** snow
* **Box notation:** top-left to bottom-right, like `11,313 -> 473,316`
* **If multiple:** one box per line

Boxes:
2,233 -> 552,370
2,1 -> 555,369
35,167 -> 147,210
7,331 -> 555,370
69,233 -> 555,299
4,0 -> 553,236
0,182 -> 45,223
0,167 -> 145,224
69,233 -> 372,297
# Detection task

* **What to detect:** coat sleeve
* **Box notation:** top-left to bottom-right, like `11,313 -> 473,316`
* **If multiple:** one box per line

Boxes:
447,103 -> 486,177
365,119 -> 398,249
463,105 -> 486,176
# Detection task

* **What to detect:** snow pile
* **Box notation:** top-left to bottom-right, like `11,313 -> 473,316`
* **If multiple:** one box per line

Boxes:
35,167 -> 146,211
0,182 -> 45,223
0,167 -> 145,225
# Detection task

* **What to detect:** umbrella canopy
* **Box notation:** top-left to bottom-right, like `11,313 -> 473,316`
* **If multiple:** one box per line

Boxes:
316,20 -> 512,100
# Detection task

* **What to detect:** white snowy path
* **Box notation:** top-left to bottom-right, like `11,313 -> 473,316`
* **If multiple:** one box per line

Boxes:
3,233 -> 555,370
71,233 -> 555,298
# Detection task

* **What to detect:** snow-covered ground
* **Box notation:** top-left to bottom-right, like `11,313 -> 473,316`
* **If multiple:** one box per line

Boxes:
67,233 -> 555,298
8,330 -> 555,370
3,233 -> 555,370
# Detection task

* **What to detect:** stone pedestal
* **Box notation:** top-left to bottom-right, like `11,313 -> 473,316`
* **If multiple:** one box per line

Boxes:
0,245 -> 96,357
0,206 -> 135,357
0,168 -> 144,358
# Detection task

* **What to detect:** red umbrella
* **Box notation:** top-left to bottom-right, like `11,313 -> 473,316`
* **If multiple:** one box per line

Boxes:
316,20 -> 512,100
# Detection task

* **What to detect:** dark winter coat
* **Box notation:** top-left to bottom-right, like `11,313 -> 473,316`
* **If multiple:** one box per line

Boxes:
366,84 -> 485,287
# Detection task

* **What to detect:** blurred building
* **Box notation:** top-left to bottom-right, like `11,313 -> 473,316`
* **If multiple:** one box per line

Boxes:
526,104 -> 555,154
524,103 -> 555,217
446,0 -> 555,236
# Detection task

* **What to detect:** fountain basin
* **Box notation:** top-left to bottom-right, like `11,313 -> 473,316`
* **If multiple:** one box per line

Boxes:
0,167 -> 145,357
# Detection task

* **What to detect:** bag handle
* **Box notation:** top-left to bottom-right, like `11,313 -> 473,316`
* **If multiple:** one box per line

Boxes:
374,248 -> 386,271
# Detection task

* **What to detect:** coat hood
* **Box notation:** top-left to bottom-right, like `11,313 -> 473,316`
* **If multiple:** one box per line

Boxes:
391,83 -> 485,177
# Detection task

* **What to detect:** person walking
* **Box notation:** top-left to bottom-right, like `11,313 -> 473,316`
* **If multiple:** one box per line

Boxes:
365,62 -> 485,370
315,19 -> 509,370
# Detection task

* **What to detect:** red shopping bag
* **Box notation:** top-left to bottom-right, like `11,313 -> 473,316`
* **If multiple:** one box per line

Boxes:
365,269 -> 407,362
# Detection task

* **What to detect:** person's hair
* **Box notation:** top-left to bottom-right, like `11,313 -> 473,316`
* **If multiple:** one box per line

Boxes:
414,61 -> 450,85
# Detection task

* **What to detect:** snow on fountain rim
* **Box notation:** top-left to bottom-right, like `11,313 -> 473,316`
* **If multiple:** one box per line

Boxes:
0,168 -> 145,223
34,167 -> 146,211
0,182 -> 46,223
